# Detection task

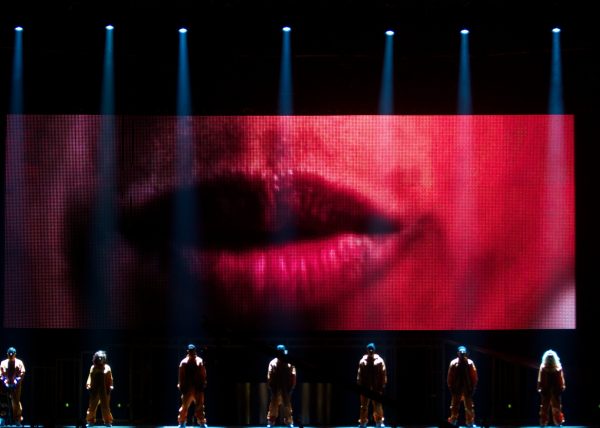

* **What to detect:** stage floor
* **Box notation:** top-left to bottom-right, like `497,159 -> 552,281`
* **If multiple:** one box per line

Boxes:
29,425 -> 594,428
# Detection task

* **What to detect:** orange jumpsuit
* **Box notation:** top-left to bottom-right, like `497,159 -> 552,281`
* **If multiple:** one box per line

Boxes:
357,353 -> 387,427
0,356 -> 25,424
447,356 -> 478,426
538,353 -> 565,426
85,362 -> 114,425
267,357 -> 296,426
178,354 -> 207,426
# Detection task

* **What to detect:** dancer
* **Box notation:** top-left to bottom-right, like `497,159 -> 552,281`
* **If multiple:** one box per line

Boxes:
357,343 -> 387,428
537,349 -> 566,426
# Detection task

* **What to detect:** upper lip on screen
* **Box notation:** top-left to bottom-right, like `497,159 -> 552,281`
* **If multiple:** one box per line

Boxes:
118,170 -> 403,251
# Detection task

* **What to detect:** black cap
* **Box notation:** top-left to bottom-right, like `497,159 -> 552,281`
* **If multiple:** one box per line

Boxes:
7,347 -> 16,356
187,344 -> 196,352
366,343 -> 376,352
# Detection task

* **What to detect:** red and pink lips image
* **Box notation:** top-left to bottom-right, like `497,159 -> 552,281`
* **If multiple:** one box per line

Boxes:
4,115 -> 574,329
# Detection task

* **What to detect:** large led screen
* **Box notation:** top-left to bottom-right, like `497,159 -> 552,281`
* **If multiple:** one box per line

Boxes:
4,115 -> 574,330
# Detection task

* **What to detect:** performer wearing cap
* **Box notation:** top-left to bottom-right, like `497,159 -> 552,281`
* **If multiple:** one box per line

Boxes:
447,345 -> 478,427
357,343 -> 387,428
177,344 -> 208,428
0,347 -> 26,425
267,344 -> 296,428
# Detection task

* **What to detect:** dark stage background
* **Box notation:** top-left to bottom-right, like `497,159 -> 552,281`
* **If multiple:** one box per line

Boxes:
1,0 -> 599,426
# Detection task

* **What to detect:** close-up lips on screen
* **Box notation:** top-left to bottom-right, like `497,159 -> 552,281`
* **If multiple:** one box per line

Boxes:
115,170 -> 437,307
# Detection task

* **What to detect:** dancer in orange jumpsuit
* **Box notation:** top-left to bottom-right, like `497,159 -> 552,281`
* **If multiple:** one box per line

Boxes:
0,347 -> 26,425
447,345 -> 478,427
267,345 -> 296,428
357,343 -> 387,428
85,350 -> 114,427
537,349 -> 566,426
178,344 -> 207,428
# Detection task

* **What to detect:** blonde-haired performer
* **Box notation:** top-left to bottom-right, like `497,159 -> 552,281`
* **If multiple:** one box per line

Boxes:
537,349 -> 566,426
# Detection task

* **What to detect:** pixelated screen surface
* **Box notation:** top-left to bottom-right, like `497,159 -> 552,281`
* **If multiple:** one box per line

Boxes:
4,115 -> 574,330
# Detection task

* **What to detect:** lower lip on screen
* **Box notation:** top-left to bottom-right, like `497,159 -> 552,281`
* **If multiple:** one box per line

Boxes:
179,232 -> 405,307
